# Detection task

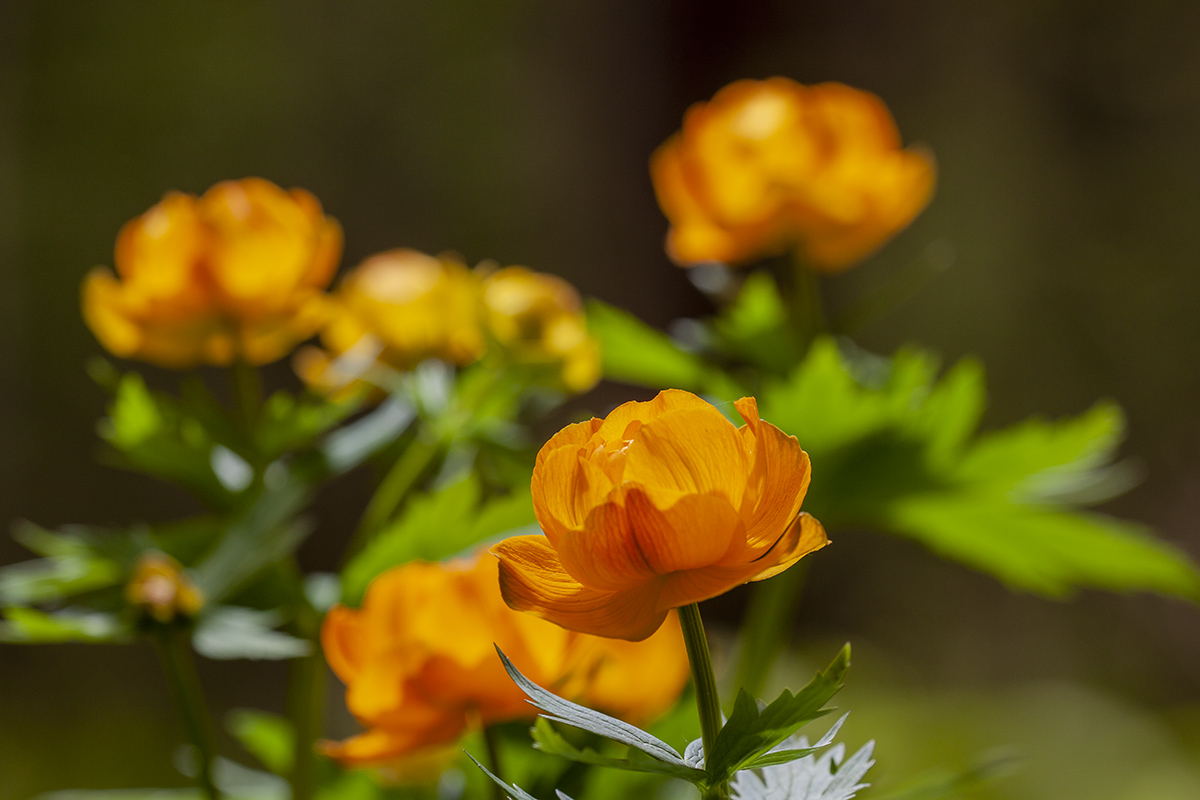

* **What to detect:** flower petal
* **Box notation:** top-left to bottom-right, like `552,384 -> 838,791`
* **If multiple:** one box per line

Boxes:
746,512 -> 829,582
624,488 -> 742,574
595,389 -> 716,441
535,417 -> 603,469
532,446 -> 616,543
733,396 -> 811,554
623,404 -> 749,507
320,604 -> 368,683
493,536 -> 668,641
556,499 -> 658,591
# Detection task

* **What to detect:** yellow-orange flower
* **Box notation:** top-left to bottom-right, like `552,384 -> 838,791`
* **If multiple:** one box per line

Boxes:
482,266 -> 601,393
493,389 -> 828,641
651,78 -> 935,272
82,178 -> 342,367
125,552 -> 203,624
320,551 -> 688,768
294,249 -> 484,393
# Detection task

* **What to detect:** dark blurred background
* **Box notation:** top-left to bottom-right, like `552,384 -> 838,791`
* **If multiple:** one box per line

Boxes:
2,1 -> 1199,797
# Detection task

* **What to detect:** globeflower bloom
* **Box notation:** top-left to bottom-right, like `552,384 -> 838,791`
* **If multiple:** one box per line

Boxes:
651,78 -> 935,272
482,266 -> 601,393
494,389 -> 827,641
294,249 -> 484,393
320,552 -> 688,768
83,178 -> 342,366
125,552 -> 203,624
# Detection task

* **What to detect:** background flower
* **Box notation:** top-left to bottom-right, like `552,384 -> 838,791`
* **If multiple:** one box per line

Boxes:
82,177 -> 342,366
320,551 -> 688,768
652,78 -> 935,271
494,389 -> 828,641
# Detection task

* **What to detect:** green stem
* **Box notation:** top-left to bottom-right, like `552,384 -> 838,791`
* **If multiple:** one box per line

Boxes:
287,601 -> 325,800
155,628 -> 220,800
734,564 -> 808,703
679,603 -> 728,800
349,433 -> 442,553
229,359 -> 263,433
482,724 -> 505,800
789,255 -> 826,350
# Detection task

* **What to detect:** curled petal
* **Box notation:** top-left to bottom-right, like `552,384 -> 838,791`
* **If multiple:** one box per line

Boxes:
318,716 -> 466,768
321,604 -> 368,684
535,418 -> 603,469
594,389 -> 716,441
625,488 -> 742,574
733,396 -> 812,553
556,500 -> 657,592
493,536 -> 668,641
532,447 -> 616,543
746,512 -> 829,582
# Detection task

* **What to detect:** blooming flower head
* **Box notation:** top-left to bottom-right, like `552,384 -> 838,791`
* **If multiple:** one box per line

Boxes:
320,551 -> 688,769
294,249 -> 485,393
83,178 -> 342,366
482,266 -> 601,393
651,78 -> 935,272
493,389 -> 827,641
125,552 -> 203,624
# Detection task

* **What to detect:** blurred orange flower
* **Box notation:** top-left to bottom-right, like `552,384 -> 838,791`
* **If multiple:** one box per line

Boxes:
494,389 -> 827,641
320,551 -> 688,769
125,552 -> 203,624
83,178 -> 342,367
482,266 -> 600,393
651,78 -> 935,272
294,249 -> 484,394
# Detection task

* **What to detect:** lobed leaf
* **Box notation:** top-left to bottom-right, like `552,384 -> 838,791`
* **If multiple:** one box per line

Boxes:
586,300 -> 709,391
532,718 -> 707,782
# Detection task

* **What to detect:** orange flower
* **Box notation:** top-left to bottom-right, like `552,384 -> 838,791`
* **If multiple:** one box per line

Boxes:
320,551 -> 688,769
82,178 -> 342,366
294,249 -> 484,393
482,266 -> 601,393
125,552 -> 203,624
493,389 -> 828,641
651,78 -> 935,272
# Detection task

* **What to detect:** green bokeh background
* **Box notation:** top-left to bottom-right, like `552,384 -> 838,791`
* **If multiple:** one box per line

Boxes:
2,1 -> 1199,797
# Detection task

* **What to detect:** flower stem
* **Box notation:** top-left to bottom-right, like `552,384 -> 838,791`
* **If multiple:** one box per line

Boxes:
229,359 -> 263,434
482,724 -> 505,800
679,603 -> 729,800
154,628 -> 220,800
348,432 -> 441,554
789,255 -> 826,350
287,600 -> 325,800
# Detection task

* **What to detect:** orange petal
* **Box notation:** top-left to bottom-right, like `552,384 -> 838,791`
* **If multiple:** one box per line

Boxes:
321,604 -> 368,683
624,488 -> 742,574
493,535 -> 667,641
317,713 -> 468,768
534,417 -> 603,469
747,512 -> 829,582
733,397 -> 811,554
623,403 -> 749,507
532,446 -> 615,544
595,389 -> 715,442
556,499 -> 657,591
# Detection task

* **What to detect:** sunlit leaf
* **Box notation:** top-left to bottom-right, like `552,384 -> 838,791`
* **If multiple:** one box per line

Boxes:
0,607 -> 126,643
192,607 -> 311,660
531,718 -> 706,782
227,708 -> 294,775
586,300 -> 709,390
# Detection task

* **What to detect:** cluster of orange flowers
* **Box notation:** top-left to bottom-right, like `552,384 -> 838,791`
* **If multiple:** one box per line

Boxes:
83,179 -> 599,393
320,552 -> 689,768
82,75 -> 929,778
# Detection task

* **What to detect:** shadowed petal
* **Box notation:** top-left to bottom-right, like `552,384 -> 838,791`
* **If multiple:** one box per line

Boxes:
625,488 -> 742,574
493,536 -> 668,641
733,396 -> 812,554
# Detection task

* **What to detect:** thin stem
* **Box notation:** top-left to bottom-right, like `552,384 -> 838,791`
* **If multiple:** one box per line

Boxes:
481,724 -> 505,800
287,600 -> 324,800
789,255 -> 826,350
154,628 -> 220,800
348,433 -> 441,555
734,564 -> 808,703
679,603 -> 729,800
229,359 -> 263,433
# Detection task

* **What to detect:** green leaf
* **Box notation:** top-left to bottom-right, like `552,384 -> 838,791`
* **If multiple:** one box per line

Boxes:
254,390 -> 362,461
531,718 -> 707,782
0,607 -> 126,643
712,273 -> 801,373
586,300 -> 708,390
731,738 -> 875,800
469,753 -> 570,800
227,709 -> 295,775
192,607 -> 311,660
706,645 -> 850,782
887,497 -> 1200,599
340,476 -> 536,605
0,552 -> 121,606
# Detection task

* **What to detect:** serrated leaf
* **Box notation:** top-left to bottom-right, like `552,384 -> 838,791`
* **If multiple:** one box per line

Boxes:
192,607 -> 311,660
712,273 -> 802,373
227,709 -> 294,775
495,646 -> 688,767
708,646 -> 850,782
740,714 -> 848,769
532,718 -> 706,782
586,300 -> 709,390
340,476 -> 536,605
731,739 -> 875,800
468,753 -> 571,800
